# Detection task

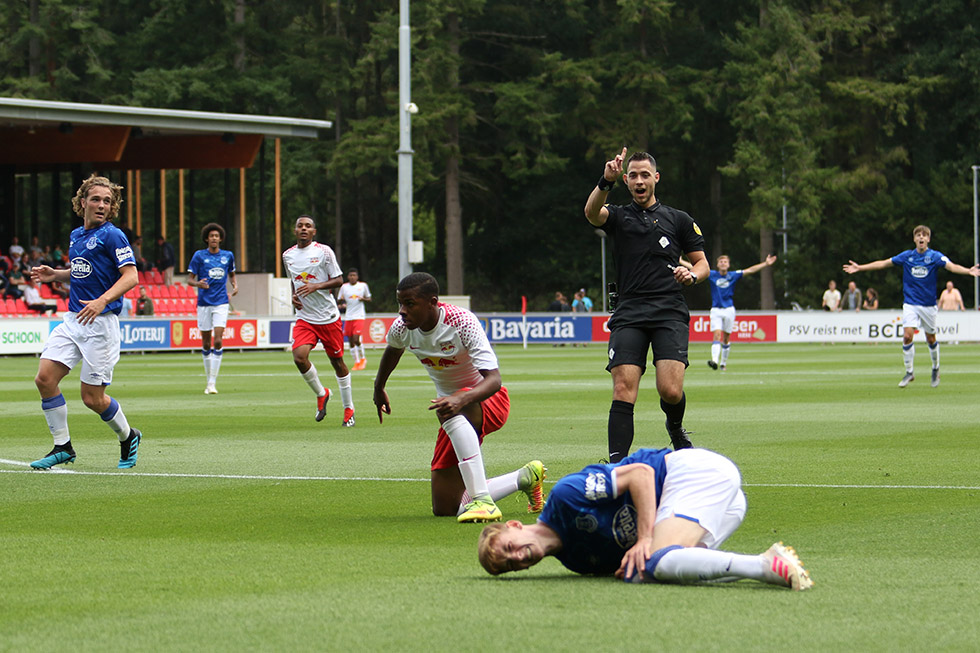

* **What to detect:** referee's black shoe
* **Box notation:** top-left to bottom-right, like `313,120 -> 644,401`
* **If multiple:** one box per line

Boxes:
707,360 -> 718,370
665,419 -> 694,450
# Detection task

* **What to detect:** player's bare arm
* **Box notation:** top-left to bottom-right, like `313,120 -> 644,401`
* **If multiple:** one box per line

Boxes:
429,368 -> 502,421
78,265 -> 138,325
674,250 -> 709,286
228,271 -> 238,296
742,254 -> 778,276
944,261 -> 980,277
843,258 -> 893,274
585,146 -> 627,227
613,463 -> 660,581
30,265 -> 69,284
188,272 -> 209,289
295,273 -> 342,298
373,345 -> 405,423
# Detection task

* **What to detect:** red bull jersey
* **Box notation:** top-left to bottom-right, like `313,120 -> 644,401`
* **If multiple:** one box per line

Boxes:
386,303 -> 497,397
282,241 -> 342,324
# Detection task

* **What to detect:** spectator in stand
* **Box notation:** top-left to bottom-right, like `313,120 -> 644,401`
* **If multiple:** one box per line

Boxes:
49,278 -> 69,300
28,236 -> 43,257
938,281 -> 965,312
24,279 -> 57,314
863,287 -> 879,310
8,236 -> 25,260
572,289 -> 594,312
51,244 -> 67,267
131,235 -> 147,271
842,280 -> 862,312
155,235 -> 176,285
118,219 -> 135,245
822,280 -> 841,312
136,286 -> 154,315
0,268 -> 12,299
5,266 -> 26,299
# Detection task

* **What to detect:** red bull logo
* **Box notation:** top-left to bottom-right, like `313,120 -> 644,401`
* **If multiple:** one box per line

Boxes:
419,357 -> 459,370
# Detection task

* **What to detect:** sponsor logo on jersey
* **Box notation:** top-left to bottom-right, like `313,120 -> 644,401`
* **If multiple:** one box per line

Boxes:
612,504 -> 638,549
115,246 -> 133,262
716,278 -> 731,289
71,258 -> 93,278
296,272 -> 318,282
911,265 -> 928,278
418,356 -> 458,370
209,268 -> 226,279
584,472 -> 608,501
86,236 -> 99,250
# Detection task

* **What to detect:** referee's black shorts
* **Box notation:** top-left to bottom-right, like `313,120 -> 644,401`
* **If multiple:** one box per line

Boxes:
606,321 -> 690,373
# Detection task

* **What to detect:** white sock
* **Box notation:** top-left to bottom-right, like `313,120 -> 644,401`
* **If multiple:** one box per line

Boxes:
456,470 -> 523,515
720,344 -> 731,366
356,345 -> 365,361
902,344 -> 915,373
100,397 -> 132,442
929,341 -> 939,369
711,341 -> 721,363
442,415 -> 490,501
302,363 -> 326,396
210,349 -> 223,384
41,394 -> 70,446
653,548 -> 765,583
336,372 -> 353,409
202,349 -> 211,378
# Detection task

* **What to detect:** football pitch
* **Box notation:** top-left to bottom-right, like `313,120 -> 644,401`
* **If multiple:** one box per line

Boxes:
2,343 -> 979,651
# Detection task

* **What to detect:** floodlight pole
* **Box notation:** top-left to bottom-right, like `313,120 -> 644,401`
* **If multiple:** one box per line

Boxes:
973,165 -> 979,309
596,229 -> 607,313
397,0 -> 414,280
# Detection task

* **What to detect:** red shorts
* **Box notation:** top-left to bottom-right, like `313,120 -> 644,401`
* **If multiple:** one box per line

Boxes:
291,319 -> 344,359
431,386 -> 510,470
343,319 -> 364,337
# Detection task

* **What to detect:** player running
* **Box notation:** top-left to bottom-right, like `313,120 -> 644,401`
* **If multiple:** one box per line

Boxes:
338,268 -> 372,370
844,224 -> 980,387
282,215 -> 356,426
373,272 -> 545,523
187,222 -> 238,394
29,175 -> 142,470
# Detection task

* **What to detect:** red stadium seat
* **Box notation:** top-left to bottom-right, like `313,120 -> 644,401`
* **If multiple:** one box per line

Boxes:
149,269 -> 163,285
14,299 -> 29,313
39,284 -> 54,299
181,299 -> 196,314
56,298 -> 68,312
4,298 -> 17,313
138,271 -> 147,285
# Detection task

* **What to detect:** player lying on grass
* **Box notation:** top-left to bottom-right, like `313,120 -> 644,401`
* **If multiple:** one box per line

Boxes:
478,447 -> 813,590
373,272 -> 545,523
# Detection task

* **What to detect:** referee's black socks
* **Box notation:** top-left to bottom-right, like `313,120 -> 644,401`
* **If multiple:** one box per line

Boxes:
661,392 -> 687,432
608,400 -> 635,463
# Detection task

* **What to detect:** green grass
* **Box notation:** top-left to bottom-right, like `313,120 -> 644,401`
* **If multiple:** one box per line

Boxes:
2,343 -> 979,651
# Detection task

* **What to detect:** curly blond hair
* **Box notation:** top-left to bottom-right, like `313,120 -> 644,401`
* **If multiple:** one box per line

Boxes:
71,175 -> 124,220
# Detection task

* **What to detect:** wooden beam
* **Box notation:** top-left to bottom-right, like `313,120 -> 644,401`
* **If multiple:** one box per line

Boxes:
0,125 -> 130,166
178,169 -> 186,272
160,170 -> 167,239
239,167 -> 247,271
135,171 -> 142,237
275,138 -> 281,278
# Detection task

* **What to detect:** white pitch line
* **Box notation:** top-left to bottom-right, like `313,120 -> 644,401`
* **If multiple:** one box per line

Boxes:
0,463 -> 978,490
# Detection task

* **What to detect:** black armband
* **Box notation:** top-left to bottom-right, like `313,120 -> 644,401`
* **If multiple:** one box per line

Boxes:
597,176 -> 615,192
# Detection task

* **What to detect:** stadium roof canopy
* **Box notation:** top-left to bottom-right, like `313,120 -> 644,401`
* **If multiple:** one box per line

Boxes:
0,97 -> 332,171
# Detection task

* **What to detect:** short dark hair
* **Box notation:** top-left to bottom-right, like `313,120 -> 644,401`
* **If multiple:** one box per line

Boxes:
627,151 -> 657,170
348,268 -> 359,275
397,272 -> 439,298
297,214 -> 316,228
201,222 -> 225,244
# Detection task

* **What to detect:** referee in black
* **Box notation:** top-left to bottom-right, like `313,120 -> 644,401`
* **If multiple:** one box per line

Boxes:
585,147 -> 709,462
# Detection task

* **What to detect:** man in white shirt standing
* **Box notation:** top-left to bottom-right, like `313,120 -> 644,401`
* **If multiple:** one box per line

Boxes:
373,272 -> 545,523
281,215 -> 356,427
338,268 -> 372,370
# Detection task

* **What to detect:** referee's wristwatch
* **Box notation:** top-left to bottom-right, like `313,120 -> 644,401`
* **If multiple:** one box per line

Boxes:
690,273 -> 698,285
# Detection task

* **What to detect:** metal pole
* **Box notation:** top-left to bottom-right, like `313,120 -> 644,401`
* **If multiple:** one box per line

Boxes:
397,0 -> 414,281
596,229 -> 607,313
973,165 -> 978,309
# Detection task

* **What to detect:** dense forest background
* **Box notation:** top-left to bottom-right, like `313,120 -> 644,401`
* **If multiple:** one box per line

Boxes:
2,0 -> 979,312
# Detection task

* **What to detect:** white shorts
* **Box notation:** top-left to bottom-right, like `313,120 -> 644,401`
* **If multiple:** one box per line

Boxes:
197,304 -> 230,331
902,304 -> 937,334
655,448 -> 747,549
41,312 -> 121,386
709,306 -> 736,334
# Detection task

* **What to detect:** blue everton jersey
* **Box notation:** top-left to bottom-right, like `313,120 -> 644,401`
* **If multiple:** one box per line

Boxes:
890,248 -> 948,306
188,248 -> 236,306
709,270 -> 744,308
67,222 -> 136,315
538,448 -> 670,575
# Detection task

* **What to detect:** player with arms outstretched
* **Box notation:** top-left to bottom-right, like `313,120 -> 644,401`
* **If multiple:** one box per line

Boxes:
705,254 -> 776,370
282,215 -> 355,426
373,272 -> 545,523
844,224 -> 979,387
187,222 -> 238,394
